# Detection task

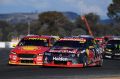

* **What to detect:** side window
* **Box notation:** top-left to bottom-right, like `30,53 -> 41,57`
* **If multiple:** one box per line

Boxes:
18,40 -> 25,46
44,39 -> 49,46
50,38 -> 57,46
88,40 -> 94,46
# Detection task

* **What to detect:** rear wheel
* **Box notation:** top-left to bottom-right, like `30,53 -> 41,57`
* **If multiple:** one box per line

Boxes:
96,58 -> 103,67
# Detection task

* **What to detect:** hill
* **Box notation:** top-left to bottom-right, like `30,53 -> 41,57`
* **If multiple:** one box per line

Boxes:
0,12 -> 79,24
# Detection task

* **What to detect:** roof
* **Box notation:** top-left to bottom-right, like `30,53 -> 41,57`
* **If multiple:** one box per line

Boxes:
59,37 -> 86,42
22,35 -> 59,40
95,37 -> 104,40
110,37 -> 120,40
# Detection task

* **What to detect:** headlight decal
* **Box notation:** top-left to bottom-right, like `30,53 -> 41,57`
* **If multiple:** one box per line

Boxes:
11,52 -> 16,54
81,50 -> 86,53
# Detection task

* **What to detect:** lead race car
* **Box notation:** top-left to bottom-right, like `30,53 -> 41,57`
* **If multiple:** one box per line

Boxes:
9,35 -> 59,65
43,37 -> 103,67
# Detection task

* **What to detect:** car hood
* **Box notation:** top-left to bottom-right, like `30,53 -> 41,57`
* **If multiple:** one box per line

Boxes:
11,46 -> 50,54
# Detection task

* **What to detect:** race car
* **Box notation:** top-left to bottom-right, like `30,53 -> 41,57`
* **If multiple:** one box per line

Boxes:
103,37 -> 120,59
9,35 -> 59,65
43,37 -> 103,67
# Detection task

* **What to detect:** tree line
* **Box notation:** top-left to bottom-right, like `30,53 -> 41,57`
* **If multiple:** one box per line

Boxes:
0,0 -> 120,41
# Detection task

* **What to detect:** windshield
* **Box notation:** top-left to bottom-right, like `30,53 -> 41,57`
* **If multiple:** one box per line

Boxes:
106,40 -> 120,49
53,40 -> 88,48
18,39 -> 49,46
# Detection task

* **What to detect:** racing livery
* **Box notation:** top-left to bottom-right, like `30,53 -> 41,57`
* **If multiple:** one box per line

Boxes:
43,37 -> 103,67
103,37 -> 120,59
95,37 -> 105,53
9,35 -> 59,65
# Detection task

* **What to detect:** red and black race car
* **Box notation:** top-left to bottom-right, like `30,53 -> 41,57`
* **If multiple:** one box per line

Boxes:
43,37 -> 103,67
9,35 -> 59,65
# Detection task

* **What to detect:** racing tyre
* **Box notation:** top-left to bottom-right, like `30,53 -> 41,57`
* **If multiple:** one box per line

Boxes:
96,58 -> 103,67
82,55 -> 88,67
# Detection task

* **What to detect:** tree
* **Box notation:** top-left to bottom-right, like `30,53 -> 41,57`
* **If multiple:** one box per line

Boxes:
0,20 -> 13,41
14,23 -> 28,35
94,24 -> 113,36
38,11 -> 74,36
75,13 -> 100,36
71,28 -> 86,36
107,0 -> 120,21
84,13 -> 100,25
75,15 -> 85,29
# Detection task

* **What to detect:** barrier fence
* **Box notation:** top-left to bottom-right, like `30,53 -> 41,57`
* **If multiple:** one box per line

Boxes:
0,42 -> 18,48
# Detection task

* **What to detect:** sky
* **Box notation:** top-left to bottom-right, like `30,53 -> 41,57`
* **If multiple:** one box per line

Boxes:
0,0 -> 112,19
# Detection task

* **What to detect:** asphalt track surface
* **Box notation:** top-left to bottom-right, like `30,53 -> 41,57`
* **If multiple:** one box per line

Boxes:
0,48 -> 120,79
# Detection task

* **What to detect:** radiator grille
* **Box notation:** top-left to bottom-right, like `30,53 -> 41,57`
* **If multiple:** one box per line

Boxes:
20,60 -> 33,63
54,61 -> 67,65
18,54 -> 36,58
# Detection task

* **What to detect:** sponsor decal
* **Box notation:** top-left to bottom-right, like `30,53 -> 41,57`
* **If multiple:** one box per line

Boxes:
53,57 -> 68,61
105,55 -> 111,58
22,46 -> 38,50
20,58 -> 33,60
49,49 -> 77,53
25,38 -> 47,41
60,38 -> 86,42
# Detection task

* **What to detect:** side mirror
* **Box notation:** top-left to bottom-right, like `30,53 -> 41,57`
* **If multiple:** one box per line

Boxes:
13,45 -> 16,47
49,44 -> 53,47
12,44 -> 17,48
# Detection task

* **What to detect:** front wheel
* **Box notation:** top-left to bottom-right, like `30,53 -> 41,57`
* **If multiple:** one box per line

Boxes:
82,55 -> 88,67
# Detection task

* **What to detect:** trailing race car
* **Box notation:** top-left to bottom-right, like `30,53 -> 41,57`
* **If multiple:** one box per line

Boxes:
9,35 -> 59,65
103,37 -> 120,59
43,37 -> 103,67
